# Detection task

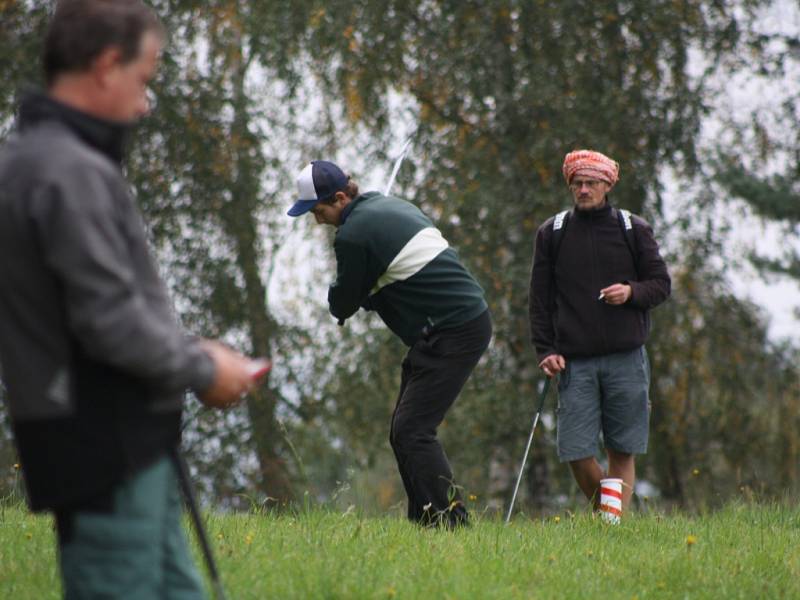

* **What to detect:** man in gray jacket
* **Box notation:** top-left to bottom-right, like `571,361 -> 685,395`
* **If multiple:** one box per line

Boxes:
0,1 -> 263,597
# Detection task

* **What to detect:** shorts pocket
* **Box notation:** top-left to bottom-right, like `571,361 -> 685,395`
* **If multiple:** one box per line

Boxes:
640,346 -> 651,382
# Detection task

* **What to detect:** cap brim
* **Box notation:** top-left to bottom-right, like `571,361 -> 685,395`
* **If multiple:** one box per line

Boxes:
287,198 -> 319,217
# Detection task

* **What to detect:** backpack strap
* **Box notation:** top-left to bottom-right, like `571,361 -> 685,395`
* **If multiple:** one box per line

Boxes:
550,209 -> 571,265
615,208 -> 639,276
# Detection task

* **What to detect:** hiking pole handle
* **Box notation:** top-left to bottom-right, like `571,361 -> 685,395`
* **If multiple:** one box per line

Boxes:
534,375 -> 551,414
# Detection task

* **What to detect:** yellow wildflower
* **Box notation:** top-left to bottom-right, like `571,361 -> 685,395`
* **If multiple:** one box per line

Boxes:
686,534 -> 697,547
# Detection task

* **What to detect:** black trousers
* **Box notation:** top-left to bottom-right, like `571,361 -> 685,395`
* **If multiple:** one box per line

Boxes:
389,310 -> 492,526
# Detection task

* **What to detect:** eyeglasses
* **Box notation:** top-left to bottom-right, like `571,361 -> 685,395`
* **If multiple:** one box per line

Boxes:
569,179 -> 605,191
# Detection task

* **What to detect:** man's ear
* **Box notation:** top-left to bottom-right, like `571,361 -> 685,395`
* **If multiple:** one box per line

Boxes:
91,46 -> 124,88
334,190 -> 349,205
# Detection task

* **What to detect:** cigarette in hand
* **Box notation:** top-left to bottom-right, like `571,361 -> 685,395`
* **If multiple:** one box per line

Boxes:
598,292 -> 606,301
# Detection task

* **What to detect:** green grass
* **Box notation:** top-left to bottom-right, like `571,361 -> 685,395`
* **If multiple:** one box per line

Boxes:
1,502 -> 799,599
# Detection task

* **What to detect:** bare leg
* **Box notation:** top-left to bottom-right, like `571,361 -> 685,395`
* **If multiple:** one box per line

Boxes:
568,457 -> 605,509
607,449 -> 635,510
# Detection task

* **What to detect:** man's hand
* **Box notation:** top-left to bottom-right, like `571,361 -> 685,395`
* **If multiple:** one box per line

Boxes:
599,283 -> 632,305
538,354 -> 566,378
197,339 -> 263,409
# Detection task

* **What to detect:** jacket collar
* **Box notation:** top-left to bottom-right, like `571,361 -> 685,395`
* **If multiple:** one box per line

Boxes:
339,191 -> 380,226
574,198 -> 613,219
18,91 -> 130,165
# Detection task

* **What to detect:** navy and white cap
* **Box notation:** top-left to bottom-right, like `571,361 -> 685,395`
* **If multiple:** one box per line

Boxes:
287,160 -> 349,217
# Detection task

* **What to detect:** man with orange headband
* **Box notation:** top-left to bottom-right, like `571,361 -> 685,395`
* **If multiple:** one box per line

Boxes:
528,150 -> 670,519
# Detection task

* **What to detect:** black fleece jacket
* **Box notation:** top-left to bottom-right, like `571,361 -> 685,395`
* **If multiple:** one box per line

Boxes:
528,202 -> 671,362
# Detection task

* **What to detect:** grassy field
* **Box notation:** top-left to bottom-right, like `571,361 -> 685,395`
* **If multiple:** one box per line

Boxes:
1,501 -> 799,599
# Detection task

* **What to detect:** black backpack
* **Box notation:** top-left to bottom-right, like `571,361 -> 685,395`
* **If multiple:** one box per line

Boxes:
550,207 -> 639,275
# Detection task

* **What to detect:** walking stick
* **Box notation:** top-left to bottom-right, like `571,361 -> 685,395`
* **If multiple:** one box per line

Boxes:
505,377 -> 552,524
172,448 -> 229,600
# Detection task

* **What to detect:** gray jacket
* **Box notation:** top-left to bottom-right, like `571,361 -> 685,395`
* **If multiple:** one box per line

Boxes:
0,93 -> 214,509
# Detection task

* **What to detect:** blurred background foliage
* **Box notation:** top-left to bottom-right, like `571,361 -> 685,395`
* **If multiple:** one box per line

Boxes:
2,0 -> 799,514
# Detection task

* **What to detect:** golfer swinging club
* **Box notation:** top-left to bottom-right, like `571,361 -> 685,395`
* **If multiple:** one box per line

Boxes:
0,1 -> 266,596
529,150 -> 670,518
288,160 -> 491,527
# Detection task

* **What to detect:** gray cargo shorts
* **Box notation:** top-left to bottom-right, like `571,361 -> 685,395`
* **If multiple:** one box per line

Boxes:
556,346 -> 651,462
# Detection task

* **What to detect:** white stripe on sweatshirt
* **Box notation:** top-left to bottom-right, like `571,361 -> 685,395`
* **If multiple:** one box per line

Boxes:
371,227 -> 449,294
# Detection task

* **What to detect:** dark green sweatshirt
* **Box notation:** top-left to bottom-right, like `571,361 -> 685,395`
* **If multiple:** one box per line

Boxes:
328,192 -> 487,345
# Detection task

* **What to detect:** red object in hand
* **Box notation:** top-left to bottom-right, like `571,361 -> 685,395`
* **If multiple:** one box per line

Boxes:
248,359 -> 272,381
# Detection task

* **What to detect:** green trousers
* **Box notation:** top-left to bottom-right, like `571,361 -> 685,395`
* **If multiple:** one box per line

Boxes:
57,455 -> 207,600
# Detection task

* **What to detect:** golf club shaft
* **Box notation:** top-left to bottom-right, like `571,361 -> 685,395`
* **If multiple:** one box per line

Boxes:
505,377 -> 552,523
172,449 -> 229,600
383,138 -> 412,196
